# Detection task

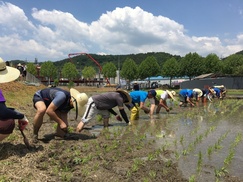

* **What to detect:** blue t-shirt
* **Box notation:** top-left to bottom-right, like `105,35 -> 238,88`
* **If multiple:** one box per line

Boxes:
129,90 -> 148,104
179,89 -> 193,98
213,88 -> 221,97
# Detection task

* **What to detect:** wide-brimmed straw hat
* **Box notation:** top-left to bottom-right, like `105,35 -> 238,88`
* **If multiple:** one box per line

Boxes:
0,57 -> 20,83
166,90 -> 175,100
193,88 -> 203,97
70,88 -> 88,117
116,89 -> 132,104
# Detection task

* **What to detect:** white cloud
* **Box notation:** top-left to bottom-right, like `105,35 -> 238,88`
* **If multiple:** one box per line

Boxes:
0,3 -> 243,62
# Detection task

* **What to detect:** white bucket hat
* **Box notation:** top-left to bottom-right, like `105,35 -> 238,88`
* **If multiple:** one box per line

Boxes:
116,89 -> 132,104
0,58 -> 20,83
166,90 -> 175,100
193,88 -> 203,97
70,88 -> 88,117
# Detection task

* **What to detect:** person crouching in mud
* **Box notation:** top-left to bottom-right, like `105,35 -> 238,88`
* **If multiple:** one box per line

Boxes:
32,87 -> 88,143
76,89 -> 131,132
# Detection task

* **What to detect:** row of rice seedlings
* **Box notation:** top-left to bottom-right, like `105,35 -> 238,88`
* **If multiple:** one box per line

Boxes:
190,125 -> 201,136
204,126 -> 216,137
182,127 -> 217,156
223,132 -> 242,167
207,130 -> 229,157
224,100 -> 243,120
187,124 -> 230,180
213,132 -> 242,181
196,151 -> 203,173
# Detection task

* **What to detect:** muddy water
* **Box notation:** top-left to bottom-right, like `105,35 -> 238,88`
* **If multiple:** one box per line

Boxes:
70,99 -> 243,181
135,100 -> 243,181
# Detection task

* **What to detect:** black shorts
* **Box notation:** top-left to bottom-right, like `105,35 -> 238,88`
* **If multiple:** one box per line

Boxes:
179,94 -> 187,103
0,119 -> 15,134
33,94 -> 44,108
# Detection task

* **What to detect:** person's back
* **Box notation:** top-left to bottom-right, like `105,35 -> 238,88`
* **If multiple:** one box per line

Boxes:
179,89 -> 187,97
155,90 -> 166,101
92,92 -> 123,110
130,90 -> 148,104
213,87 -> 221,98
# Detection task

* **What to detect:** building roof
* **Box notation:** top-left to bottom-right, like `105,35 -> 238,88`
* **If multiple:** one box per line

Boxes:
193,73 -> 216,80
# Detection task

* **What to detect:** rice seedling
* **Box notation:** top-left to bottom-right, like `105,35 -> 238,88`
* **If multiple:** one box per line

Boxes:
149,170 -> 157,179
207,146 -> 214,157
189,175 -> 196,182
224,149 -> 235,166
174,151 -> 180,160
196,151 -> 203,173
147,152 -> 157,161
173,139 -> 177,147
142,177 -> 150,182
165,160 -> 172,167
179,135 -> 184,145
214,167 -> 228,178
182,149 -> 189,156
81,154 -> 93,164
73,157 -> 82,164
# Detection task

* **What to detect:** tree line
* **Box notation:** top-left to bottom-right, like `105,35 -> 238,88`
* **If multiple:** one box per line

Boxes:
11,51 -> 243,87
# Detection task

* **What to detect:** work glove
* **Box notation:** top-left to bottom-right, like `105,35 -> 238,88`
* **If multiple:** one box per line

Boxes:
18,116 -> 29,131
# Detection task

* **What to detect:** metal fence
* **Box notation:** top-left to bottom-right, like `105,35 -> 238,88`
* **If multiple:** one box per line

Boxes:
180,77 -> 243,89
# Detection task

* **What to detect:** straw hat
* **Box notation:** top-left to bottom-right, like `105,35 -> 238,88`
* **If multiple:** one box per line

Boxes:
116,89 -> 132,104
17,63 -> 22,66
0,57 -> 20,83
70,88 -> 88,116
166,90 -> 175,100
193,88 -> 203,97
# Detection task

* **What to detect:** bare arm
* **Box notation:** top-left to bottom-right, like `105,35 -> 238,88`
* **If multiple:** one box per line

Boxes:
159,99 -> 170,112
186,97 -> 195,106
149,103 -> 156,116
139,102 -> 150,113
46,102 -> 67,129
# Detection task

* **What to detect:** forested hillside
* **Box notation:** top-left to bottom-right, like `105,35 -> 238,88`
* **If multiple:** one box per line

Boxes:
11,52 -> 181,70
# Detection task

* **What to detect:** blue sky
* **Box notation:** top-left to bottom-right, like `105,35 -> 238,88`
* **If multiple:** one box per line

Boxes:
0,0 -> 243,62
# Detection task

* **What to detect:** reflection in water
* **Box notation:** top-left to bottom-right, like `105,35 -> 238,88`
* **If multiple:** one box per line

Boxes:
72,99 -> 243,181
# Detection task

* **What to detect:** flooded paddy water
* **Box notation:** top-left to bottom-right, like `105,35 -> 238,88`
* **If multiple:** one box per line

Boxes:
80,98 -> 243,181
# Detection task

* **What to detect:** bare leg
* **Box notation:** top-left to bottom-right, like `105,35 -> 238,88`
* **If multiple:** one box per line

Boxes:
103,118 -> 109,127
33,101 -> 46,136
156,105 -> 161,114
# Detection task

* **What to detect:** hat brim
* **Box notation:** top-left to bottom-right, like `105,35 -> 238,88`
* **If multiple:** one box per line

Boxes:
70,88 -> 88,116
0,66 -> 20,83
193,88 -> 203,97
116,90 -> 132,104
166,90 -> 175,101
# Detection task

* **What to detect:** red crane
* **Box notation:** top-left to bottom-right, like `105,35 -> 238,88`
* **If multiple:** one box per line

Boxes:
68,52 -> 110,85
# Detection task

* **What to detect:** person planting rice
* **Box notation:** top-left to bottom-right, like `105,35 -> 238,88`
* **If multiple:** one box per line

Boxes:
126,89 -> 157,121
76,89 -> 131,132
178,89 -> 195,107
32,87 -> 88,143
153,90 -> 176,113
0,58 -> 29,142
